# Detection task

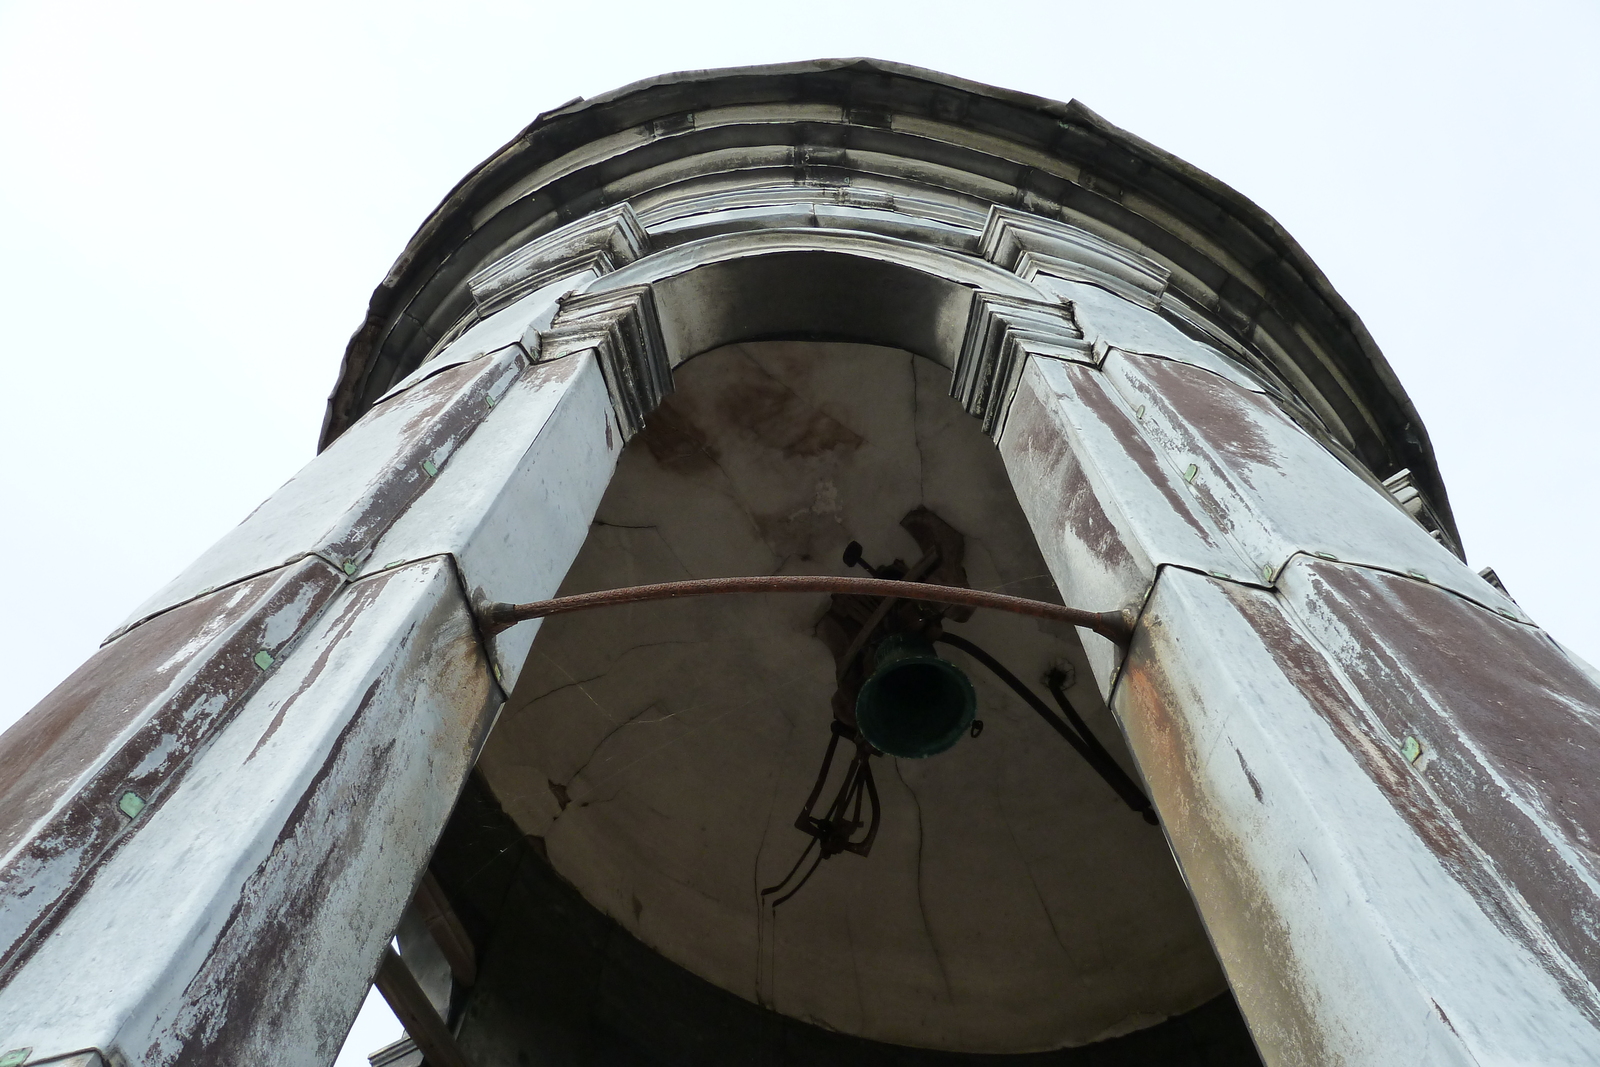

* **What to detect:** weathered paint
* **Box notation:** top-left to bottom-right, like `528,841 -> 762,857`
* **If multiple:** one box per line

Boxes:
367,352 -> 619,692
1113,568 -> 1599,1065
0,558 -> 498,1066
0,557 -> 344,979
997,355 -> 1247,687
1,61 -> 1592,1067
114,346 -> 529,637
1276,558 -> 1600,1007
1101,350 -> 1515,617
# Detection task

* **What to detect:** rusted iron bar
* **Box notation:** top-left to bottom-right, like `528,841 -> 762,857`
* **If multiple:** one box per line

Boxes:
375,945 -> 471,1067
481,576 -> 1134,645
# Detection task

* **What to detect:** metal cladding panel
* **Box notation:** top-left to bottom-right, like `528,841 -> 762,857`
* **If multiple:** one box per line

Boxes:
115,346 -> 528,637
1275,557 -> 1600,1007
1030,274 -> 1267,395
368,352 -> 620,692
1113,568 -> 1600,1066
0,558 -> 499,1067
0,557 -> 344,975
997,356 -> 1251,689
1100,350 -> 1519,616
371,273 -> 591,405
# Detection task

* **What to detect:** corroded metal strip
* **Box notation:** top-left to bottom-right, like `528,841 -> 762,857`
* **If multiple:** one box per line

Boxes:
480,575 -> 1134,645
1101,350 -> 1499,605
0,557 -> 344,977
366,354 -> 619,693
996,356 -> 1251,687
115,346 -> 528,636
0,559 -> 500,1064
1113,568 -> 1600,1065
1277,558 -> 1600,1003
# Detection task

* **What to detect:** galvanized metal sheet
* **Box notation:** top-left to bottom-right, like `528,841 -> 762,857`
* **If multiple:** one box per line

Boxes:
0,556 -> 344,978
368,353 -> 619,693
1275,557 -> 1600,1007
372,272 -> 592,406
1113,567 -> 1600,1065
997,356 -> 1255,689
116,346 -> 528,637
0,557 -> 498,1066
1100,350 -> 1521,619
1031,275 -> 1267,395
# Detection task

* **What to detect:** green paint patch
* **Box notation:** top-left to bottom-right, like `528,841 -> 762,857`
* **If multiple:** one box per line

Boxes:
422,458 -> 439,477
1401,736 -> 1424,765
253,650 -> 275,671
117,792 -> 146,820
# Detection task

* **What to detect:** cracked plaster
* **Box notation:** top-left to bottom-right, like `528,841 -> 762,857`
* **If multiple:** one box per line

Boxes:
476,342 -> 1225,1053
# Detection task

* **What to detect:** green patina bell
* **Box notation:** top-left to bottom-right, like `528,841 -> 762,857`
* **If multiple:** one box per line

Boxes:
855,633 -> 977,759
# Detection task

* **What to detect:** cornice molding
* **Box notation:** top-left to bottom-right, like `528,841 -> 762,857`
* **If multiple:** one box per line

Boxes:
468,204 -> 650,317
953,291 -> 1089,438
979,206 -> 1169,309
539,284 -> 669,440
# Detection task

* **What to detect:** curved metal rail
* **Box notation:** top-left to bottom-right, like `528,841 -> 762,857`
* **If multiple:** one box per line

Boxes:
480,576 -> 1134,645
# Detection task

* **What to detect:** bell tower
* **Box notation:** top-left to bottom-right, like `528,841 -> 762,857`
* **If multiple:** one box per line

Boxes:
1,60 -> 1597,1067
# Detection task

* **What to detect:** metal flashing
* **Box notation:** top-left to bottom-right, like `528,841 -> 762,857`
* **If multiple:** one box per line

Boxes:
952,290 -> 1090,437
538,284 -> 669,440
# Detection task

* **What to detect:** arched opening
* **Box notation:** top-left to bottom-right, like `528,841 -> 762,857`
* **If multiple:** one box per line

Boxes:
423,320 -> 1258,1059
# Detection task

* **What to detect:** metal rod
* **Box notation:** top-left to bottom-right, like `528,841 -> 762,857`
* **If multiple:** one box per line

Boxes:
935,632 -> 1157,824
482,576 -> 1134,645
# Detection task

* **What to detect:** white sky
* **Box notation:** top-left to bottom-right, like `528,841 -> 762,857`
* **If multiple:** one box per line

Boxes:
1,2 -> 1596,1063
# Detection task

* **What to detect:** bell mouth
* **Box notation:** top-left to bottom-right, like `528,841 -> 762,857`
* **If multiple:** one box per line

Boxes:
855,633 -> 977,759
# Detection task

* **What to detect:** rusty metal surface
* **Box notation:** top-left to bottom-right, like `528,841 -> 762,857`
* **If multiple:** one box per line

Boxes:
1113,567 -> 1600,1065
114,345 -> 527,638
1102,350 -> 1508,613
1276,558 -> 1600,1005
0,558 -> 499,1066
997,356 -> 1248,688
0,557 -> 344,979
366,352 -> 618,693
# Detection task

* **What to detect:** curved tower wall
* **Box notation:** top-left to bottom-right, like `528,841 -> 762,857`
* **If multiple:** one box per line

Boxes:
0,60 -> 1596,1067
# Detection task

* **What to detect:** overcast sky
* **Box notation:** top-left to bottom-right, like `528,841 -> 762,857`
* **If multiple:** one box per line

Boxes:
2,1 -> 1596,1062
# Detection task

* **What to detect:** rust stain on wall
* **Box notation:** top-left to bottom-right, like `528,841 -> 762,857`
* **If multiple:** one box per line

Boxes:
0,558 -> 344,977
1005,383 -> 1137,575
1061,366 -> 1226,549
323,349 -> 527,564
1287,562 -> 1600,1005
1120,355 -> 1284,475
1115,610 -> 1334,1067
